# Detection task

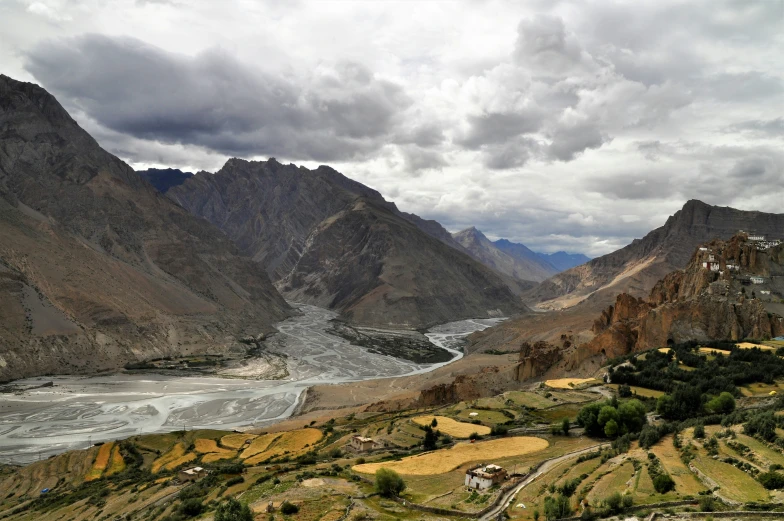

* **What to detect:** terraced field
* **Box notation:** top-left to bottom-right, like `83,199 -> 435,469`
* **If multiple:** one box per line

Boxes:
412,416 -> 490,437
353,437 -> 548,475
691,454 -> 769,503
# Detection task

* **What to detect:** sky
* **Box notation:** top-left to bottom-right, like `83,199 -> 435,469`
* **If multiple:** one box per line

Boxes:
1,0 -> 783,257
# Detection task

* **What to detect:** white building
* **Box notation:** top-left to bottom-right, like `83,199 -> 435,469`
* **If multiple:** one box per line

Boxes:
761,290 -> 771,295
699,247 -> 708,252
749,234 -> 765,242
179,467 -> 207,482
465,464 -> 508,490
750,276 -> 765,284
726,263 -> 738,271
350,435 -> 379,452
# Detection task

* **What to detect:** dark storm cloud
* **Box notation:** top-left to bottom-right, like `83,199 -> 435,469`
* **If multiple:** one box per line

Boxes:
25,34 -> 414,162
583,171 -> 674,201
482,138 -> 539,170
457,111 -> 543,149
545,123 -> 607,162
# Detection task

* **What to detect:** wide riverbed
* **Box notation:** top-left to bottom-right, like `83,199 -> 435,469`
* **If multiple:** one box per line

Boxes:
0,304 -> 503,465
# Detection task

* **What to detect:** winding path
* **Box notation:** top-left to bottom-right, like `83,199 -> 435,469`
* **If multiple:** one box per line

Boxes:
480,443 -> 610,521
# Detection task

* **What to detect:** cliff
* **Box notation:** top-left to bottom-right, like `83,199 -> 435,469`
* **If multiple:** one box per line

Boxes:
582,234 -> 784,360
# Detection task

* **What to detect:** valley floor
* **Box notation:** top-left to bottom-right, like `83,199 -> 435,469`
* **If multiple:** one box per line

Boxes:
0,304 -> 504,465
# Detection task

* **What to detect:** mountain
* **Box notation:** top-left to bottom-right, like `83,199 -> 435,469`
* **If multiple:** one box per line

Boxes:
0,75 -> 291,381
526,199 -> 784,310
583,234 -> 784,360
137,167 -> 192,193
453,227 -> 553,285
535,251 -> 591,272
167,159 -> 524,328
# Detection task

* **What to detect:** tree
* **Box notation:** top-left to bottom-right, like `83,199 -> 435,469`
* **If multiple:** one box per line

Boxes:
178,498 -> 204,517
653,474 -> 675,493
423,428 -> 438,450
618,399 -> 647,433
280,501 -> 299,514
533,510 -> 540,521
562,418 -> 570,436
215,498 -> 253,521
544,494 -> 572,520
758,471 -> 784,490
638,425 -> 661,449
375,468 -> 406,497
693,423 -> 705,439
618,384 -> 632,398
744,411 -> 777,442
431,418 -> 438,427
604,419 -> 619,438
706,392 -> 736,414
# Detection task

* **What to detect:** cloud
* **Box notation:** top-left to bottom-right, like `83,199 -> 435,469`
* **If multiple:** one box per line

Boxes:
727,118 -> 784,137
25,34 -> 415,163
546,122 -> 607,161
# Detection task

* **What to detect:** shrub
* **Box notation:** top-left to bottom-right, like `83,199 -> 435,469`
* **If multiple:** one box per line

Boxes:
280,501 -> 299,515
491,424 -> 509,436
215,498 -> 253,521
758,471 -> 784,490
699,496 -> 716,512
653,474 -> 675,493
355,457 -> 366,465
543,494 -> 572,520
178,498 -> 204,517
375,468 -> 406,497
562,418 -> 570,436
468,432 -> 481,440
225,475 -> 244,486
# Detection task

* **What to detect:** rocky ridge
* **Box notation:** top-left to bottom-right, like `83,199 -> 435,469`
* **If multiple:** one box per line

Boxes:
0,75 -> 291,381
527,200 -> 784,309
580,234 -> 784,361
168,159 -> 524,329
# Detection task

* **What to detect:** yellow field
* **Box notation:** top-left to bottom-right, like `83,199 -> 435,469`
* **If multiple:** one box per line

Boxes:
606,384 -> 664,398
740,380 -> 784,397
221,433 -> 258,449
240,433 -> 280,459
736,342 -> 775,350
242,429 -> 323,465
353,436 -> 548,475
545,378 -> 597,389
152,442 -> 197,473
203,452 -> 238,463
412,416 -> 491,438
85,442 -> 114,481
652,437 -> 706,495
698,347 -> 730,356
106,444 -> 126,476
657,348 -> 671,353
195,438 -> 234,455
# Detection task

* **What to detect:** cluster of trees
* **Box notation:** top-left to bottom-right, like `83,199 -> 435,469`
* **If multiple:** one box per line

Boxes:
576,398 -> 647,438
655,386 -> 736,421
611,341 -> 784,397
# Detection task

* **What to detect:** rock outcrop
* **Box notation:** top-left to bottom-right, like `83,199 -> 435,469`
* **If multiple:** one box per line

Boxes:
168,159 -> 525,329
581,235 -> 784,359
0,75 -> 291,381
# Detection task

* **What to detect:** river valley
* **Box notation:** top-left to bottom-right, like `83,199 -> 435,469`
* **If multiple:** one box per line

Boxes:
0,304 -> 504,464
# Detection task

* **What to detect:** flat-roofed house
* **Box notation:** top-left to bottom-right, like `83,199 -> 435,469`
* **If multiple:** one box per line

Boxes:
179,467 -> 207,482
465,464 -> 508,490
350,435 -> 379,452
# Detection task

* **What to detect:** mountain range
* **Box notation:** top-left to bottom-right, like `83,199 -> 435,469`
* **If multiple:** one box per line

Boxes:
164,159 -> 524,328
526,199 -> 784,310
0,75 -> 292,381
